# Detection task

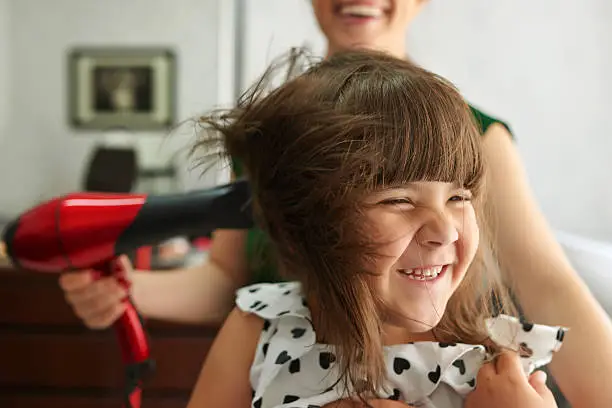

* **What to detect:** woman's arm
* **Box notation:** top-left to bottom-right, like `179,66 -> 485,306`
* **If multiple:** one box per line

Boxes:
186,307 -> 262,408
130,229 -> 250,325
481,123 -> 612,408
131,168 -> 250,325
58,228 -> 250,328
60,167 -> 252,328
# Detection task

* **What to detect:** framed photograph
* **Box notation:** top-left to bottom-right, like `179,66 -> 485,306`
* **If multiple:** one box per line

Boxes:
68,47 -> 176,131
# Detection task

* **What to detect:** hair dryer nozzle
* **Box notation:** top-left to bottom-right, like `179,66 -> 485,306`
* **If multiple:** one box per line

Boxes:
114,179 -> 255,253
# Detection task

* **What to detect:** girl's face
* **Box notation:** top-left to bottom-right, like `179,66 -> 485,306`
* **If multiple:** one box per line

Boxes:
365,181 -> 479,339
311,0 -> 428,57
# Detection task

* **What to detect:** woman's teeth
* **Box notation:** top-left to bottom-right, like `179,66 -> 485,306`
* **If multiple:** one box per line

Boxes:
340,5 -> 383,18
398,266 -> 444,281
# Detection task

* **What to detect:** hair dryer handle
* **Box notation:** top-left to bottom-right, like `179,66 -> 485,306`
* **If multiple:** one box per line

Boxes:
100,260 -> 154,408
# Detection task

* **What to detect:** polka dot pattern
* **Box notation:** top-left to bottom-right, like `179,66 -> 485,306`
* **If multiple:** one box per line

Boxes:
236,282 -> 567,408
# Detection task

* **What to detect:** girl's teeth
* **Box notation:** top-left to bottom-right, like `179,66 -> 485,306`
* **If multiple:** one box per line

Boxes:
340,5 -> 383,18
398,266 -> 444,281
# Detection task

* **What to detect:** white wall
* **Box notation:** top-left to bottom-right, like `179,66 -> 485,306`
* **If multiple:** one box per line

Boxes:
408,0 -> 612,242
240,0 -> 326,90
0,0 -> 10,143
0,0 -> 234,217
240,0 -> 612,242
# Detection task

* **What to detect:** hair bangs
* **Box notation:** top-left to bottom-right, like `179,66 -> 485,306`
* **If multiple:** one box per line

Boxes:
332,65 -> 485,197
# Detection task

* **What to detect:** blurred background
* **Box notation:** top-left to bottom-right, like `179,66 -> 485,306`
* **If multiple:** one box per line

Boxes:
0,0 -> 611,241
0,1 -> 610,407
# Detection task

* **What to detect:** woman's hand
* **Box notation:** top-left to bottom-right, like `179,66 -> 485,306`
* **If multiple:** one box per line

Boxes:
58,255 -> 132,329
464,351 -> 557,408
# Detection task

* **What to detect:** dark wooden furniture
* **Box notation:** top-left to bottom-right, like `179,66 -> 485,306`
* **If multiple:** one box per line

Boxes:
0,264 -> 218,408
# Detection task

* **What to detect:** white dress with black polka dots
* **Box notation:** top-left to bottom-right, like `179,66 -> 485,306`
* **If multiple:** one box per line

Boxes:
236,282 -> 566,408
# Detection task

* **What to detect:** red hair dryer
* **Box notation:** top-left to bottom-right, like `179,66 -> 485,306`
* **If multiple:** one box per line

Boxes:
1,179 -> 254,408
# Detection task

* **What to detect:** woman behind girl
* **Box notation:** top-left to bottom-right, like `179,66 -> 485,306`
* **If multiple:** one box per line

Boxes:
186,48 -> 566,408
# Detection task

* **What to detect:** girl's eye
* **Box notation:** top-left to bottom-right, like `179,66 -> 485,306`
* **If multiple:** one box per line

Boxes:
381,198 -> 413,206
449,194 -> 472,202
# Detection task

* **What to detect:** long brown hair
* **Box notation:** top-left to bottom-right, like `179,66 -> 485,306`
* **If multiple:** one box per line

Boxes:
192,47 -> 516,401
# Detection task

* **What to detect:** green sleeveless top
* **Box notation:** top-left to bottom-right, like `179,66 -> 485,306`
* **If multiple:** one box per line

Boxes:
233,105 -> 512,284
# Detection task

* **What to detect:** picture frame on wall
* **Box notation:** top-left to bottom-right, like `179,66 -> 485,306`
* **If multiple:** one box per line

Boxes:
68,47 -> 176,131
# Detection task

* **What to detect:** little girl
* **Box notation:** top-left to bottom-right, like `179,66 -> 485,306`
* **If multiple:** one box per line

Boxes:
186,49 -> 567,408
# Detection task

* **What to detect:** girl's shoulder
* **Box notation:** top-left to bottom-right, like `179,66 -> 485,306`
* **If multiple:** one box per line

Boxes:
235,281 -> 310,321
